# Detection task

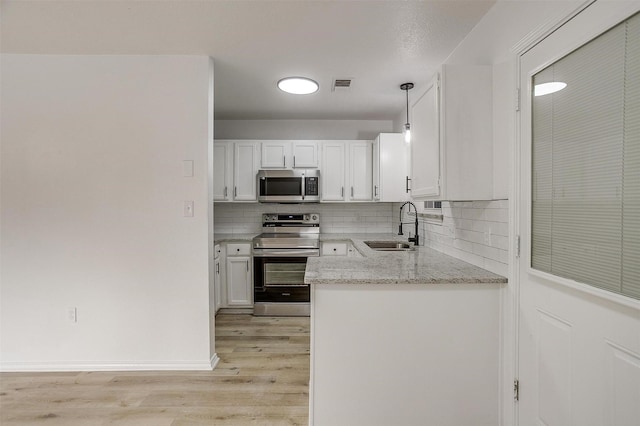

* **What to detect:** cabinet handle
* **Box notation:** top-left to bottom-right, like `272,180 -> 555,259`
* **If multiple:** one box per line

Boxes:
333,248 -> 337,252
293,155 -> 296,168
283,155 -> 286,168
246,260 -> 249,271
234,186 -> 237,197
224,187 -> 228,197
216,263 -> 220,274
341,187 -> 344,198
405,176 -> 411,193
351,187 -> 354,197
374,185 -> 378,197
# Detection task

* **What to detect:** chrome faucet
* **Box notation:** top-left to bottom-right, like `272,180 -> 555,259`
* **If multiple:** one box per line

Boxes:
398,201 -> 419,246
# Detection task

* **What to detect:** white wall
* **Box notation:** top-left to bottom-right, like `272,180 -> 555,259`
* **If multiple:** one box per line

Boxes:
215,119 -> 394,140
0,55 -> 215,371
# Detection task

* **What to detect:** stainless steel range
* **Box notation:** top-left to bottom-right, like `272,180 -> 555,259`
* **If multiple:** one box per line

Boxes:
252,213 -> 320,316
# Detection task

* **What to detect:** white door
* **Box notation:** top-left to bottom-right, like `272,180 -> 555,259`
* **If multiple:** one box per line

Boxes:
321,142 -> 346,201
348,141 -> 372,201
234,142 -> 258,201
517,3 -> 640,426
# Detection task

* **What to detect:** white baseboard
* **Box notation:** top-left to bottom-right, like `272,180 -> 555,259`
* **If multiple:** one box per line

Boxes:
210,353 -> 220,370
0,359 -> 214,372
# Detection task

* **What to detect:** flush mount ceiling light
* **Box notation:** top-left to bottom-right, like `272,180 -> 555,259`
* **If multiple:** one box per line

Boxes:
277,77 -> 319,95
400,82 -> 414,144
534,81 -> 567,96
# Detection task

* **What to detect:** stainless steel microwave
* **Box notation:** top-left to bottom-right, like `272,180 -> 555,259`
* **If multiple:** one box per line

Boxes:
257,169 -> 320,203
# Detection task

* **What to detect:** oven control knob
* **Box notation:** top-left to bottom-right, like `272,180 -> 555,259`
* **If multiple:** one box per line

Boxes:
304,214 -> 309,221
312,215 -> 318,221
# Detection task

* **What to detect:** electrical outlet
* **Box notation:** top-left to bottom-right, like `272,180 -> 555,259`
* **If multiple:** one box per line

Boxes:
67,307 -> 77,323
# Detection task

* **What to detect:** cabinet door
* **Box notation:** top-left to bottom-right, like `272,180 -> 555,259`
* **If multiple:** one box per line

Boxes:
349,141 -> 373,201
214,257 -> 222,313
261,141 -> 289,168
213,142 -> 232,201
321,142 -> 346,201
373,137 -> 380,201
226,256 -> 252,306
292,141 -> 318,168
411,75 -> 441,198
378,133 -> 409,202
234,142 -> 258,201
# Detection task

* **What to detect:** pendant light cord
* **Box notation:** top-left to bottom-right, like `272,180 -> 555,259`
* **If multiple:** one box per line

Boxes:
405,88 -> 409,124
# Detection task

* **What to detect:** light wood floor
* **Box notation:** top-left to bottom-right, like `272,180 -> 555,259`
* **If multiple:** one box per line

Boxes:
0,314 -> 310,425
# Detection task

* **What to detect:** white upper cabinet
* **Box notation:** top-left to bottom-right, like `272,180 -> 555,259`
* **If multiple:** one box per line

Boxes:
373,133 -> 409,202
292,141 -> 319,168
348,142 -> 373,201
214,140 -> 259,202
321,142 -> 346,201
234,142 -> 259,201
410,75 -> 441,198
320,140 -> 373,202
410,64 -> 493,201
260,141 -> 318,169
213,141 -> 232,201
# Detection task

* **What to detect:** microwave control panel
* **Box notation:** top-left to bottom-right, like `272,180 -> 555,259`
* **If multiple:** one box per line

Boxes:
305,177 -> 319,196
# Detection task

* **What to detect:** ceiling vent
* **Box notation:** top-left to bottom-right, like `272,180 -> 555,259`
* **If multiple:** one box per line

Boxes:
332,79 -> 352,92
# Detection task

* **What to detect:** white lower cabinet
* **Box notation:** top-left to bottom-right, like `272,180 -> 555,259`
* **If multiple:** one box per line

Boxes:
214,244 -> 222,314
321,242 -> 348,256
221,243 -> 253,308
321,241 -> 361,257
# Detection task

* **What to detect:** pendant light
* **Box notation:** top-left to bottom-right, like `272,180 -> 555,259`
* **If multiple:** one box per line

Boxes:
400,83 -> 414,143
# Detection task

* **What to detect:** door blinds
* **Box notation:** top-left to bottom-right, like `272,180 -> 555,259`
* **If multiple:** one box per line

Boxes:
531,12 -> 640,300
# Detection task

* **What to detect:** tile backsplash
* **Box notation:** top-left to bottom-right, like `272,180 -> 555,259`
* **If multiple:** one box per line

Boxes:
214,203 -> 395,235
215,200 -> 509,277
393,200 -> 509,277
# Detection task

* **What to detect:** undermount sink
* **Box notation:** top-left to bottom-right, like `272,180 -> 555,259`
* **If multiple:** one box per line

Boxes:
364,241 -> 415,251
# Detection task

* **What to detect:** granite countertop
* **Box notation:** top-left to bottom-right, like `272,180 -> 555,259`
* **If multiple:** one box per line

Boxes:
213,232 -> 507,285
307,233 -> 507,285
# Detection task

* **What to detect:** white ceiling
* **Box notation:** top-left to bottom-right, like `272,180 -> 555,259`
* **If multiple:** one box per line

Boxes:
1,0 -> 495,120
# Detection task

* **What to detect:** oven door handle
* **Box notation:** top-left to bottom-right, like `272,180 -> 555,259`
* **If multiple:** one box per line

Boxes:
252,249 -> 320,257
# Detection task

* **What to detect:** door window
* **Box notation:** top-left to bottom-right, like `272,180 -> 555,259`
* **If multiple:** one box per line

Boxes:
531,12 -> 640,299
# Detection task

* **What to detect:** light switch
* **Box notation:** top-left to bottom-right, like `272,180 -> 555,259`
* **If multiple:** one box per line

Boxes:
184,201 -> 194,217
183,160 -> 194,177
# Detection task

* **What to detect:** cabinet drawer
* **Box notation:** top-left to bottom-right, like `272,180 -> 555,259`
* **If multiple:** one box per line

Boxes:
322,242 -> 348,256
227,243 -> 251,256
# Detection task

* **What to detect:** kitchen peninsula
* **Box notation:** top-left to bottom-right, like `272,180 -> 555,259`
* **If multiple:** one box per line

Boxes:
307,234 -> 507,426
